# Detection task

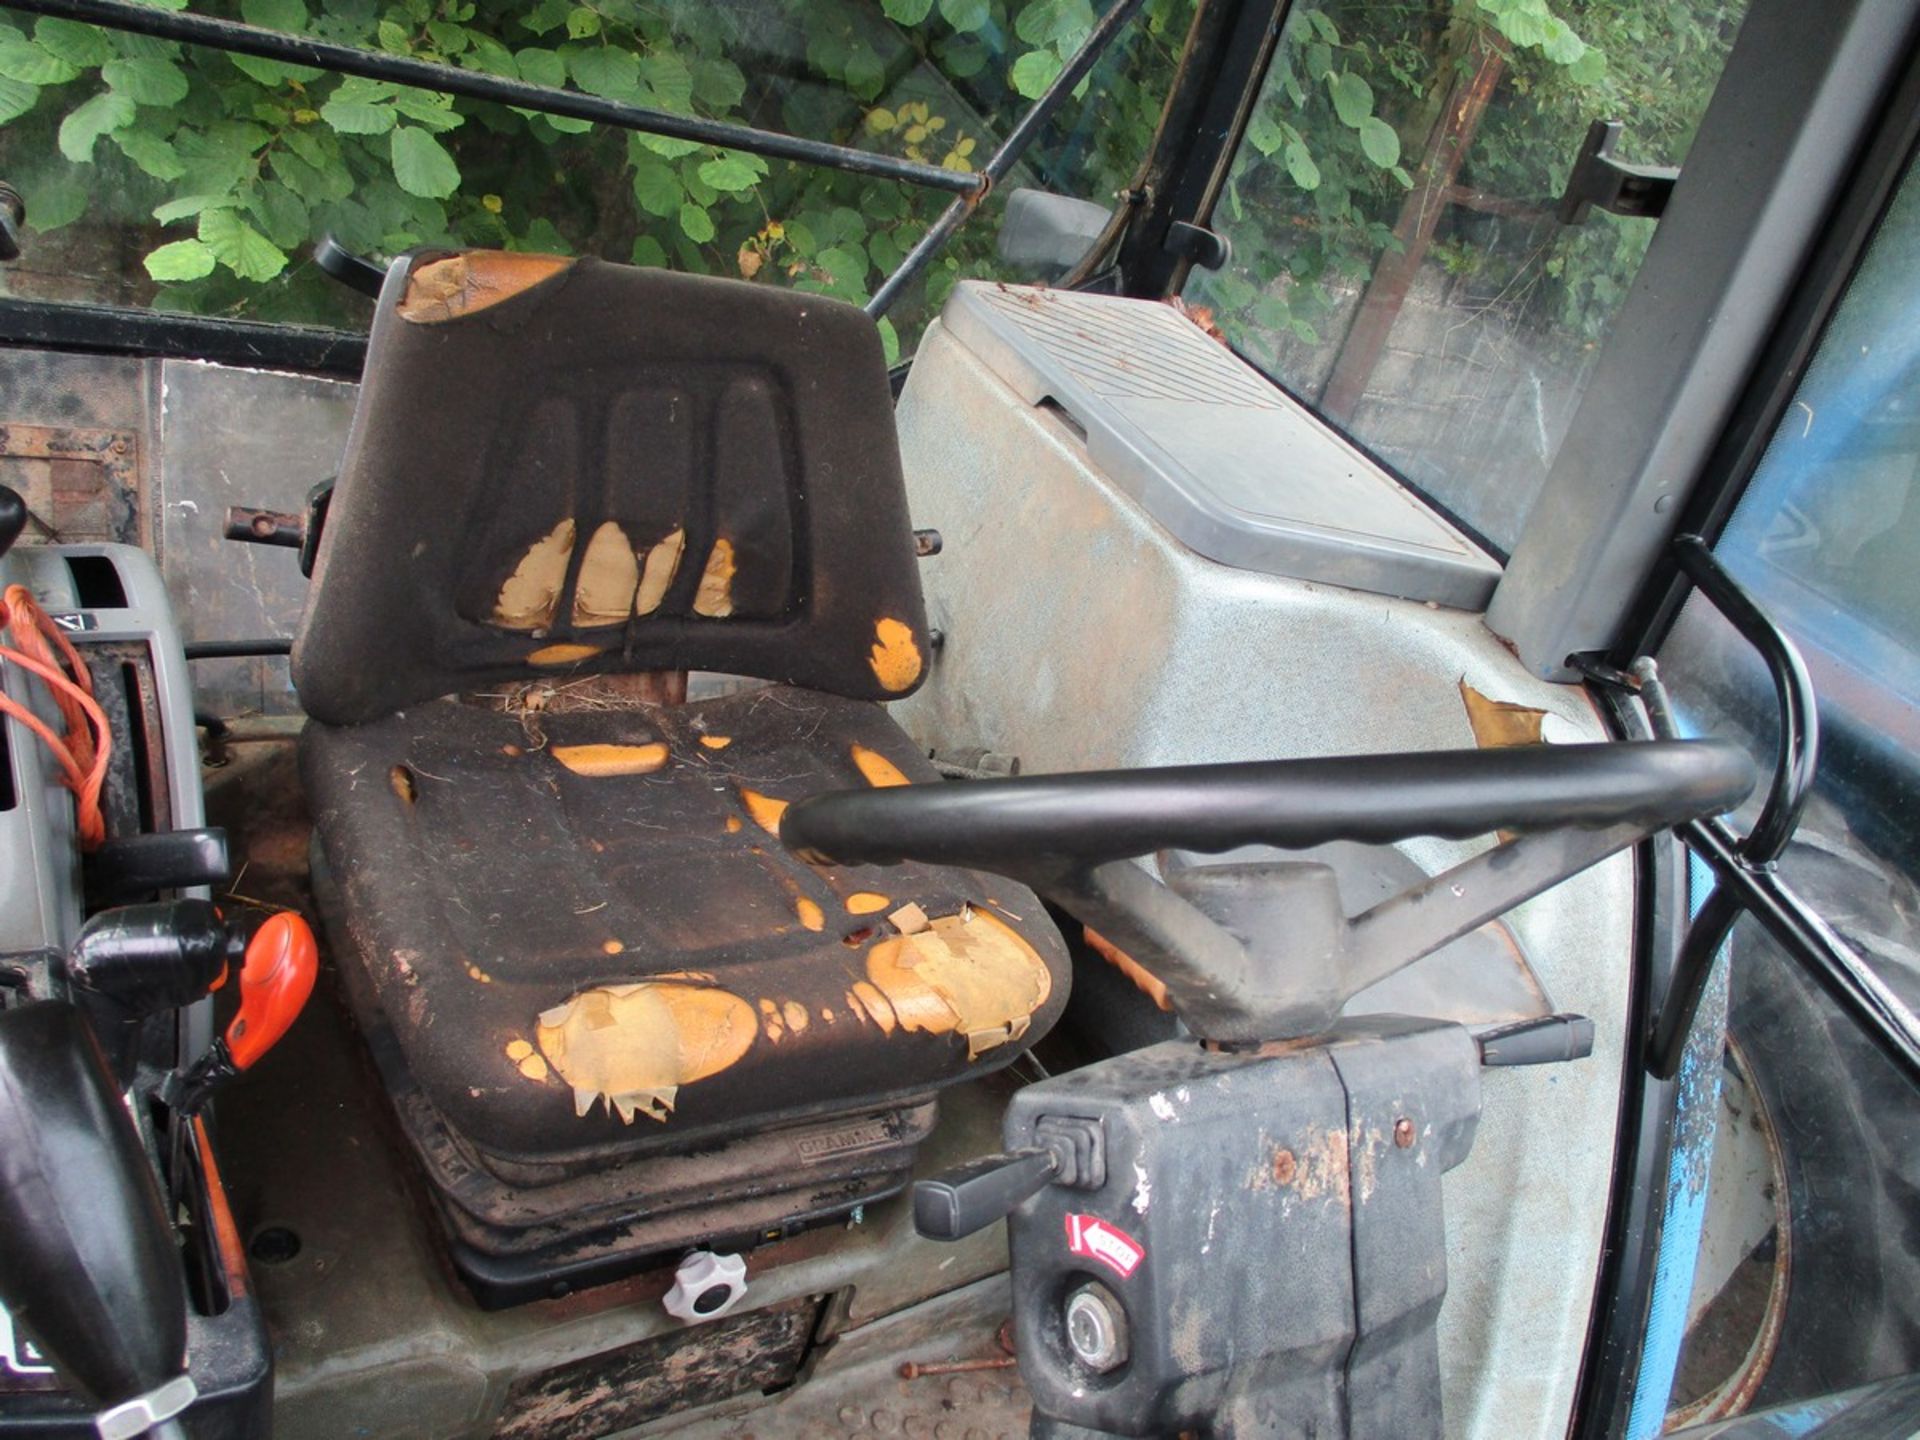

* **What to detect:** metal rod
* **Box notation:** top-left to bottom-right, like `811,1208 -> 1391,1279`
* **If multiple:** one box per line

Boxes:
1671,534 -> 1818,863
184,638 -> 293,660
1,0 -> 980,196
1682,814 -> 1920,1090
865,0 -> 1150,318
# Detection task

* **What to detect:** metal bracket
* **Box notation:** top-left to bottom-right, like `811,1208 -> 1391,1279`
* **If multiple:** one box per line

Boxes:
1557,119 -> 1679,226
1161,220 -> 1231,272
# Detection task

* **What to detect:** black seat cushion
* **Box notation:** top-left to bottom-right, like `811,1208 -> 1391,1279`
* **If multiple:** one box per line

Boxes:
301,686 -> 1071,1167
292,252 -> 933,726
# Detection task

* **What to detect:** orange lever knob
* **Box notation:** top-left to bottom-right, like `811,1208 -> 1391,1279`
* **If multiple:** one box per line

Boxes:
224,912 -> 318,1071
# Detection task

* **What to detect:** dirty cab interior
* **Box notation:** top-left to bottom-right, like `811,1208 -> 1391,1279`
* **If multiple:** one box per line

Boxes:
2,0 -> 1918,1437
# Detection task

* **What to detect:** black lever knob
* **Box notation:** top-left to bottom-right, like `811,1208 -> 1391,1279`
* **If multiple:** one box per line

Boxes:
914,1146 -> 1059,1241
0,483 -> 26,561
0,1003 -> 193,1434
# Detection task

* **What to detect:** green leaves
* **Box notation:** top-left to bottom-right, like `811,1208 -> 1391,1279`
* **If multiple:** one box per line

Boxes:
33,18 -> 112,69
144,238 -> 215,281
696,150 -> 765,194
0,75 -> 38,124
630,153 -> 680,215
1327,71 -> 1371,128
199,206 -> 287,281
1357,115 -> 1398,169
1283,138 -> 1319,190
1010,49 -> 1062,99
57,90 -> 136,162
0,38 -> 79,87
103,57 -> 189,107
240,0 -> 308,33
938,0 -> 991,33
391,124 -> 460,198
112,128 -> 185,180
881,0 -> 935,25
1015,0 -> 1095,49
321,77 -> 399,133
567,45 -> 639,99
677,201 -> 714,244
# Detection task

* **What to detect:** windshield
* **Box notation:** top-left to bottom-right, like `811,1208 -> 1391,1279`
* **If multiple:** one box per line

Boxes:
1186,0 -> 1746,555
0,0 -> 1187,359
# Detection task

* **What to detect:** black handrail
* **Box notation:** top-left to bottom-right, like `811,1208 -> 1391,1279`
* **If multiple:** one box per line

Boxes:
0,0 -> 979,195
1672,535 -> 1817,863
864,0 -> 1150,317
782,740 -> 1756,870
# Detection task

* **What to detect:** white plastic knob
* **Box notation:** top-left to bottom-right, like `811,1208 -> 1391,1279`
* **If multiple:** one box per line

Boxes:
662,1249 -> 748,1324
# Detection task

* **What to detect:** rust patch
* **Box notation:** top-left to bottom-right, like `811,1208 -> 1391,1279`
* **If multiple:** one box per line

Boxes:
692,537 -> 736,617
553,742 -> 669,777
397,251 -> 572,324
760,996 -> 784,1043
1459,679 -> 1547,749
573,521 -> 639,626
889,902 -> 930,935
782,1000 -> 809,1035
389,764 -> 417,805
867,617 -> 923,692
739,787 -> 789,834
466,962 -> 493,984
495,519 -> 576,629
795,897 -> 825,932
699,735 -> 733,750
536,982 -> 756,1123
862,911 -> 1051,1059
851,744 -> 911,788
1084,926 -> 1173,1012
845,892 -> 890,915
1257,1127 -> 1351,1206
724,815 -> 744,834
635,527 -> 686,616
528,642 -> 603,667
602,939 -> 625,955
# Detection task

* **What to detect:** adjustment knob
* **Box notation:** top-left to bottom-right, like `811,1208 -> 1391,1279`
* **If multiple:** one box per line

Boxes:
662,1250 -> 747,1324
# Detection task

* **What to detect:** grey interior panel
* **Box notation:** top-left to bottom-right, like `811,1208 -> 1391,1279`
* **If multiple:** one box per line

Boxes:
941,282 -> 1502,609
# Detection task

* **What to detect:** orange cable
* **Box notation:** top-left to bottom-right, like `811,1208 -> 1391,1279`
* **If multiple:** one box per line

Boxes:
0,584 -> 112,849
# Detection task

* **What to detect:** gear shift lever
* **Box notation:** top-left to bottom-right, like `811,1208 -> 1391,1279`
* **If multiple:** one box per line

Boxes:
0,1003 -> 194,1438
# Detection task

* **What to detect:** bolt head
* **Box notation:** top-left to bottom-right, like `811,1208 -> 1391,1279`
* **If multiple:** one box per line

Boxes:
1064,1283 -> 1128,1373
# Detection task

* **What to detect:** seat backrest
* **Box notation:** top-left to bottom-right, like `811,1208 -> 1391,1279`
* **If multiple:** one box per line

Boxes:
292,251 -> 932,726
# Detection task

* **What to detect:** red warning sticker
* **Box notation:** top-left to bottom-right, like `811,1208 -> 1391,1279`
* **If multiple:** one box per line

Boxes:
1065,1213 -> 1146,1279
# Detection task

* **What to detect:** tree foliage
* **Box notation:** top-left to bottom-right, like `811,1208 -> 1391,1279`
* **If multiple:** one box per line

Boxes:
0,0 -> 1190,355
1200,0 -> 1742,361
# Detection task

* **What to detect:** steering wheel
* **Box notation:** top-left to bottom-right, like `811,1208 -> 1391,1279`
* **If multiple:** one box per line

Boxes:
782,740 -> 1754,1042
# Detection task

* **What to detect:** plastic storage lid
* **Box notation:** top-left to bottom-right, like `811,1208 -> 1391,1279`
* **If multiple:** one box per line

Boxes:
940,282 -> 1502,611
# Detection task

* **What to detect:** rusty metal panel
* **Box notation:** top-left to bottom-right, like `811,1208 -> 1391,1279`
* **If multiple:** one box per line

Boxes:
156,359 -> 356,719
0,421 -> 141,546
494,1294 -> 823,1440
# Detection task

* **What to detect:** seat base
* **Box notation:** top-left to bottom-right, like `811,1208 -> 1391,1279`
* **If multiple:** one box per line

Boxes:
300,684 -> 1070,1306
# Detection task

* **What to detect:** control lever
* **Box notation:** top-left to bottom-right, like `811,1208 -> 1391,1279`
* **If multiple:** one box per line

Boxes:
166,911 -> 319,1114
0,1003 -> 194,1439
915,1148 -> 1058,1241
915,1116 -> 1106,1240
0,482 -> 26,560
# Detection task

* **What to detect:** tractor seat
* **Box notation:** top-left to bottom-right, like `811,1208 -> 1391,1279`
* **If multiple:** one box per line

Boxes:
292,252 -> 1070,1305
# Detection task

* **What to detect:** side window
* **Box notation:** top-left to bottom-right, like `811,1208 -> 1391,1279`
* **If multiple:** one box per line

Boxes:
1654,155 -> 1920,1421
1187,0 -> 1746,553
0,0 -> 1188,356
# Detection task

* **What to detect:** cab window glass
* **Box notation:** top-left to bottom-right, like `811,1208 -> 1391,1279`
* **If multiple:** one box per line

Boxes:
1186,0 -> 1745,553
1655,152 -> 1920,1420
0,0 -> 1189,355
